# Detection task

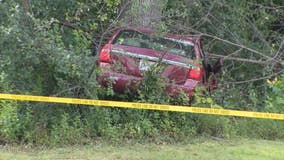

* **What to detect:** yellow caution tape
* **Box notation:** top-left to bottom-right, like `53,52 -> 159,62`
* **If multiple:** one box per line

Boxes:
0,93 -> 284,120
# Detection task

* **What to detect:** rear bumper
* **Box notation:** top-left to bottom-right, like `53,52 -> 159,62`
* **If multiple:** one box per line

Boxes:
98,71 -> 142,92
98,70 -> 199,97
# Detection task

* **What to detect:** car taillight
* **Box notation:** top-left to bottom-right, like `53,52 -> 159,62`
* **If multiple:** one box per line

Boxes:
99,45 -> 110,63
188,67 -> 202,80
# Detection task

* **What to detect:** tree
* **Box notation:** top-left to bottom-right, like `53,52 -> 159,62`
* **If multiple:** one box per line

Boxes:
123,0 -> 163,28
163,0 -> 284,109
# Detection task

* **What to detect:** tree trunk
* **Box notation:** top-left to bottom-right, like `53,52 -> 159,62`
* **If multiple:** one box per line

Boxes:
22,0 -> 33,14
124,0 -> 162,29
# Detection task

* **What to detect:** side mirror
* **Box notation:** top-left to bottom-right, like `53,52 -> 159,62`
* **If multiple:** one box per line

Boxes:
212,58 -> 222,74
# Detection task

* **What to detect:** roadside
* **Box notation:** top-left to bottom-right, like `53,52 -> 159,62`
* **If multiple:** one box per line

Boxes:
1,138 -> 284,160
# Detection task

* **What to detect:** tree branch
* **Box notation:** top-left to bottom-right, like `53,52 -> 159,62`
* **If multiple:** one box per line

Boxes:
245,17 -> 272,50
223,69 -> 284,85
87,1 -> 131,79
50,20 -> 99,50
210,54 -> 267,64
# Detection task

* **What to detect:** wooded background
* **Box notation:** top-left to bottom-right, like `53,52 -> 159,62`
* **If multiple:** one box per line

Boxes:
0,0 -> 284,145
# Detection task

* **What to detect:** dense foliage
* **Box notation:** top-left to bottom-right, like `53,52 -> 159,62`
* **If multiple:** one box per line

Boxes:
0,0 -> 283,145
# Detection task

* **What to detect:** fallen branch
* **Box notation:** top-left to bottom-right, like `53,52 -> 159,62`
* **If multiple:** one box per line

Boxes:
210,54 -> 267,64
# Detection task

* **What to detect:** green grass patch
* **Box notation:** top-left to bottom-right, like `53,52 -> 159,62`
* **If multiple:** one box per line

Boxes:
1,139 -> 284,160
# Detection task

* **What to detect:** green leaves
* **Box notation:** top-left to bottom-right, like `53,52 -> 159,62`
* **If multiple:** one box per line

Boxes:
1,0 -> 284,145
165,0 -> 284,111
266,74 -> 284,113
137,65 -> 170,104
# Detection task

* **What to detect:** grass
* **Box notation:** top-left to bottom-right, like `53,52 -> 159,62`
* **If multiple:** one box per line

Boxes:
1,138 -> 284,160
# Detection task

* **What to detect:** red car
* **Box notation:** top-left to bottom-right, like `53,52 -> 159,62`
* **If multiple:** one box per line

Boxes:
98,27 -> 221,97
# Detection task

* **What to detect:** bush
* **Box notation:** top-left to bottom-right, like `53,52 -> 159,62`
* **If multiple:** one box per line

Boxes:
1,1 -> 284,146
234,118 -> 284,140
137,65 -> 170,104
0,101 -> 20,143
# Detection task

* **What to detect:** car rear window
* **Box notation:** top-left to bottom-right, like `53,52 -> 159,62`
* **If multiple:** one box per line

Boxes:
112,30 -> 196,59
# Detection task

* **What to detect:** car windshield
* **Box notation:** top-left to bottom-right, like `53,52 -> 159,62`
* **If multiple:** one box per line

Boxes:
112,30 -> 196,59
